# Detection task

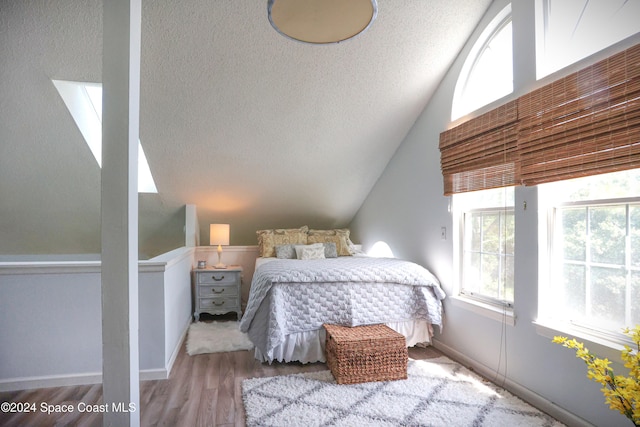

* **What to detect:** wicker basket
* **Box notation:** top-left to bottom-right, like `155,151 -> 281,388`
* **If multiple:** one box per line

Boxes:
323,323 -> 408,385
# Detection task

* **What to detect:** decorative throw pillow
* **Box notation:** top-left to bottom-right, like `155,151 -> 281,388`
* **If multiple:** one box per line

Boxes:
294,243 -> 324,259
256,226 -> 309,257
307,228 -> 352,256
323,242 -> 338,258
275,244 -> 296,259
299,245 -> 326,260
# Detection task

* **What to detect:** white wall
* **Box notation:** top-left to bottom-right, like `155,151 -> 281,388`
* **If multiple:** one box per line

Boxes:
349,1 -> 640,426
0,247 -> 193,391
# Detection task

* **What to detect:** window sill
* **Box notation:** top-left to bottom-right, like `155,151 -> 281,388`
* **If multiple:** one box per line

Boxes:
449,295 -> 516,326
533,320 -> 628,364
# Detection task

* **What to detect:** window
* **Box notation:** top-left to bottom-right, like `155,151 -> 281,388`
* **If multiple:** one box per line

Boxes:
454,187 -> 515,307
52,79 -> 158,193
452,4 -> 513,120
540,170 -> 640,338
535,0 -> 640,79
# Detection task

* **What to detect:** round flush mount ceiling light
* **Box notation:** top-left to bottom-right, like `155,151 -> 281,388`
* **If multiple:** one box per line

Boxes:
268,0 -> 378,44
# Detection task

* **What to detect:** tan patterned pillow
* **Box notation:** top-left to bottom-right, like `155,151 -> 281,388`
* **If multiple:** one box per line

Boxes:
307,228 -> 352,256
256,226 -> 309,257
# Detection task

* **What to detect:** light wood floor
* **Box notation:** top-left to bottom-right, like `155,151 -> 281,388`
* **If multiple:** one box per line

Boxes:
0,328 -> 443,427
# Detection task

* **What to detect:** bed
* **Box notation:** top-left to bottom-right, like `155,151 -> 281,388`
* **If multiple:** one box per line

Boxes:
239,253 -> 446,364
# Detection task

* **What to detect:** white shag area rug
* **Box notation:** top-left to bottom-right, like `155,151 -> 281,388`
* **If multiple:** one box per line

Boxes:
186,321 -> 254,356
242,356 -> 565,427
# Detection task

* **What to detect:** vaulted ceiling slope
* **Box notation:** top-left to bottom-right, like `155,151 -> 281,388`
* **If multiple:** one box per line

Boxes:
0,0 -> 491,256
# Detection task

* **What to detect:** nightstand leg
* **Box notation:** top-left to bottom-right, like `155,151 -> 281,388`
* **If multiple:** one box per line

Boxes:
194,312 -> 200,322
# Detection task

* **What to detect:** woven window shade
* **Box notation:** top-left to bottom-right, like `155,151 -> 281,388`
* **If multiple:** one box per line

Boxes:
518,43 -> 640,186
439,100 -> 519,195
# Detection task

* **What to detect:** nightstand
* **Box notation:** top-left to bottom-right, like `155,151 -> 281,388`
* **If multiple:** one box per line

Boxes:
192,266 -> 242,321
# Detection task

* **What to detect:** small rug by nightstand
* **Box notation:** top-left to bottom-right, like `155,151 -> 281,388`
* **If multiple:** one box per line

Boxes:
186,321 -> 254,355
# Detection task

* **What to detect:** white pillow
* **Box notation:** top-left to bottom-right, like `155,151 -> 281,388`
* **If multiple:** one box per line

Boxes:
294,243 -> 324,259
299,245 -> 326,260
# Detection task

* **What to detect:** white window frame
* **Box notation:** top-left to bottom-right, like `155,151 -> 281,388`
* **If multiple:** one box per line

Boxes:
544,197 -> 640,340
460,207 -> 515,307
536,174 -> 640,355
452,188 -> 516,324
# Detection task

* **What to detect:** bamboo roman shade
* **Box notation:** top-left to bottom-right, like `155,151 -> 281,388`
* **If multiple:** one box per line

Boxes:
440,42 -> 640,194
518,44 -> 640,185
439,100 -> 519,195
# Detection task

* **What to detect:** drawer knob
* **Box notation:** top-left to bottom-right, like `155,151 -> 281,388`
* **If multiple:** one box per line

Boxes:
211,288 -> 225,294
212,301 -> 225,306
212,275 -> 225,281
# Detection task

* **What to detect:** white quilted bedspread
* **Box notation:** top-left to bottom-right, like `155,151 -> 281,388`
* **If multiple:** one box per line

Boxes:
239,257 -> 446,358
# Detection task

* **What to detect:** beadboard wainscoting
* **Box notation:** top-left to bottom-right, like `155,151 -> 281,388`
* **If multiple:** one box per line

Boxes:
0,247 -> 194,391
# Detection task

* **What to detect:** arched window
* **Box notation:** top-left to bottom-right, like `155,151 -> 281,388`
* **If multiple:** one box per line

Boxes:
451,4 -> 513,121
535,0 -> 640,79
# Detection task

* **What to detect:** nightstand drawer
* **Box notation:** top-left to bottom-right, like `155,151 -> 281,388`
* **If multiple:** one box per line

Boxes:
199,297 -> 238,310
198,285 -> 238,297
198,272 -> 238,285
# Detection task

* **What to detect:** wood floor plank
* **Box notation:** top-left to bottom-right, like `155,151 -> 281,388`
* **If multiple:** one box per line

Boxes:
0,330 -> 443,426
215,352 -> 236,426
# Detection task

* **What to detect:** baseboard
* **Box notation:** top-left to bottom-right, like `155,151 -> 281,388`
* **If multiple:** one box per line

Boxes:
0,372 -> 103,392
1,320 -> 191,392
0,366 -> 173,392
164,317 -> 191,377
140,368 -> 168,381
431,339 -> 594,427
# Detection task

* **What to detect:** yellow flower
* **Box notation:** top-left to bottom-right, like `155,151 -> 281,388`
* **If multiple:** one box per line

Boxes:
553,327 -> 640,426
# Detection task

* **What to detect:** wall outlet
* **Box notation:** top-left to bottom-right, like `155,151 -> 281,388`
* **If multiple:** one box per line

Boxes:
440,227 -> 447,240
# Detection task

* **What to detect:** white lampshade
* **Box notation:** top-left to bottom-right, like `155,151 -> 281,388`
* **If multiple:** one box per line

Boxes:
210,224 -> 230,269
209,224 -> 230,246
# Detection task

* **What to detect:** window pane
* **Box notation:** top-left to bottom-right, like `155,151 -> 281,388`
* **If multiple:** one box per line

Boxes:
590,206 -> 626,265
541,169 -> 640,204
504,255 -> 515,301
630,207 -> 640,268
535,0 -> 640,79
470,214 -> 482,251
466,252 -> 482,293
459,21 -> 513,116
591,267 -> 626,328
631,271 -> 640,326
560,208 -> 586,262
452,5 -> 512,120
481,253 -> 500,298
482,213 -> 500,253
504,213 -> 514,254
561,263 -> 585,319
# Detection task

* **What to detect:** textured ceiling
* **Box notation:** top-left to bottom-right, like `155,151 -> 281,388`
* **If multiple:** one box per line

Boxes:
0,0 -> 491,254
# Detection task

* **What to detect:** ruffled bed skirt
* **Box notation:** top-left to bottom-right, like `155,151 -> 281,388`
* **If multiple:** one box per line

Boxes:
253,319 -> 434,364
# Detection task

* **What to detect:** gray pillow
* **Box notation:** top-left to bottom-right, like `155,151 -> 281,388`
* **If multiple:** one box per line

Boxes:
323,242 -> 338,258
275,244 -> 296,259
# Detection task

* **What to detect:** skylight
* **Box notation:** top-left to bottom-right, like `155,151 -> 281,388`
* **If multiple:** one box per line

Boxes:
52,79 -> 158,193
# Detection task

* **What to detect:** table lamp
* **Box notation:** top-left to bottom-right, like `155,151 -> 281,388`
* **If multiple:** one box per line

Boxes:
210,224 -> 230,269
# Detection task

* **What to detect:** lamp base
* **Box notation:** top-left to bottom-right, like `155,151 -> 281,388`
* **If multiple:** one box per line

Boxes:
213,245 -> 226,269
